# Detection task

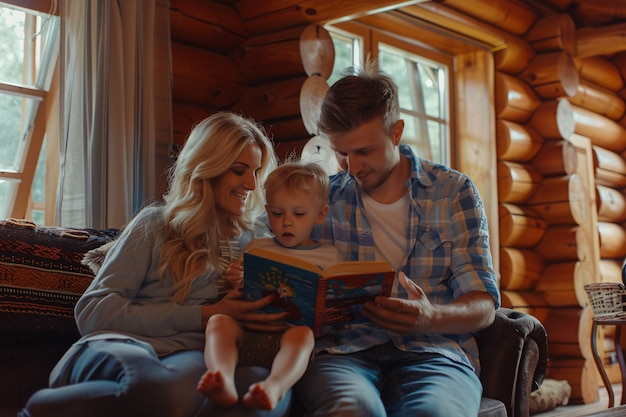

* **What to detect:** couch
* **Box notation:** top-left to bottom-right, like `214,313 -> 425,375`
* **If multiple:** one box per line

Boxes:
0,218 -> 548,417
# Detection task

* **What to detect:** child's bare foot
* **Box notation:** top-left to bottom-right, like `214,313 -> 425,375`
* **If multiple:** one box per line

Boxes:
242,381 -> 283,410
197,370 -> 238,408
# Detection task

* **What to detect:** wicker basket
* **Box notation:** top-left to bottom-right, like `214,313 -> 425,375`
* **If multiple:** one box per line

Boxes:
584,282 -> 626,317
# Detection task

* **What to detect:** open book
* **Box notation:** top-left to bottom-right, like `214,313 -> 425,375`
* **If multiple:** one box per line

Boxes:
242,246 -> 395,337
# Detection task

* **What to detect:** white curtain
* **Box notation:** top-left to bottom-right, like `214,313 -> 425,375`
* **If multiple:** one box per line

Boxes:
57,0 -> 172,229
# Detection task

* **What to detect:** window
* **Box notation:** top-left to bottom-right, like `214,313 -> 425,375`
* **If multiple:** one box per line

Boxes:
0,1 -> 59,223
326,24 -> 450,166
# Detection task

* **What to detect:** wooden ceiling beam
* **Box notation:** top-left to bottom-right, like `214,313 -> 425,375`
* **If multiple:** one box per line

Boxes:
235,0 -> 427,35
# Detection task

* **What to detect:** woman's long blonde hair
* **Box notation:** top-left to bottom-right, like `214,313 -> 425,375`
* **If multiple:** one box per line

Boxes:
160,112 -> 277,303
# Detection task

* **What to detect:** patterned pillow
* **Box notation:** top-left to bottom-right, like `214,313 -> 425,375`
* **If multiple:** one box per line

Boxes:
0,218 -> 119,337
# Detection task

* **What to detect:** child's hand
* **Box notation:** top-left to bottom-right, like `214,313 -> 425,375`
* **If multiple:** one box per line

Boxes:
224,263 -> 244,288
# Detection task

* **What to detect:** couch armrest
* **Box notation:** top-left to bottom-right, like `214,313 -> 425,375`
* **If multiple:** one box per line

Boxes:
477,308 -> 548,417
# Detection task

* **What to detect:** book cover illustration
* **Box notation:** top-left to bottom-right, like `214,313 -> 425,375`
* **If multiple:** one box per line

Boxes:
243,249 -> 394,335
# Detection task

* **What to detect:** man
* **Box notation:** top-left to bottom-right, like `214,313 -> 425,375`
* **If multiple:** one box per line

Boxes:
295,64 -> 501,416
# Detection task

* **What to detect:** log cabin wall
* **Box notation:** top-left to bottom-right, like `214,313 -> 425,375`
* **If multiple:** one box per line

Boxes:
168,0 -> 626,405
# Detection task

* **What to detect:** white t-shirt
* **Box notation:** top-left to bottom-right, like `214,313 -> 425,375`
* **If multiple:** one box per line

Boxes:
361,192 -> 410,273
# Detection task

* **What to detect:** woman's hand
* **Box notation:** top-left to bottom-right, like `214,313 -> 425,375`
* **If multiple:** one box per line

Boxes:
201,287 -> 289,332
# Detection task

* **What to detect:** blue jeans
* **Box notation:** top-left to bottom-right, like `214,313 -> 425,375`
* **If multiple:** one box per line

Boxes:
294,342 -> 482,417
19,338 -> 291,417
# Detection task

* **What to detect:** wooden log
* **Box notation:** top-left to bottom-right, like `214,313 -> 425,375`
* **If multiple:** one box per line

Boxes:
495,72 -> 541,122
568,79 -> 626,121
576,22 -> 626,58
524,13 -> 576,55
300,25 -> 335,79
273,136 -> 311,163
535,224 -> 593,263
434,0 -> 539,36
546,357 -> 599,405
236,0 -> 423,35
232,76 -> 308,122
171,42 -> 244,84
264,115 -> 310,143
545,306 -> 598,404
535,261 -> 592,307
172,103 -> 212,139
527,98 -> 575,140
519,51 -> 579,98
597,222 -> 626,259
499,291 -> 550,322
499,203 -> 546,248
356,10 -> 494,56
171,41 -> 245,108
544,307 -> 588,356
300,75 -> 329,135
568,0 -> 626,23
500,290 -> 549,309
571,104 -> 626,154
612,52 -> 626,90
496,120 -> 544,162
403,2 -> 508,51
574,56 -> 625,92
497,161 -> 541,203
494,32 -> 536,75
527,174 -> 588,226
230,26 -> 312,84
599,258 -> 625,283
529,140 -> 578,177
499,247 -> 544,291
173,76 -> 245,109
596,184 -> 626,223
591,145 -> 626,189
169,1 -> 247,52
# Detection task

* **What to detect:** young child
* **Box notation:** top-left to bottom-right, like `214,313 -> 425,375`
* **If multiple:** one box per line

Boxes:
197,161 -> 342,411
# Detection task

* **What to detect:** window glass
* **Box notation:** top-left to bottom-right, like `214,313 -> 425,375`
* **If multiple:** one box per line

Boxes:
327,28 -> 361,86
379,44 -> 449,165
325,27 -> 450,166
0,2 -> 59,223
0,5 -> 58,87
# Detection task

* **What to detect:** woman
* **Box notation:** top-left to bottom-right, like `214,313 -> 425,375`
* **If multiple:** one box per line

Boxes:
20,112 -> 291,417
